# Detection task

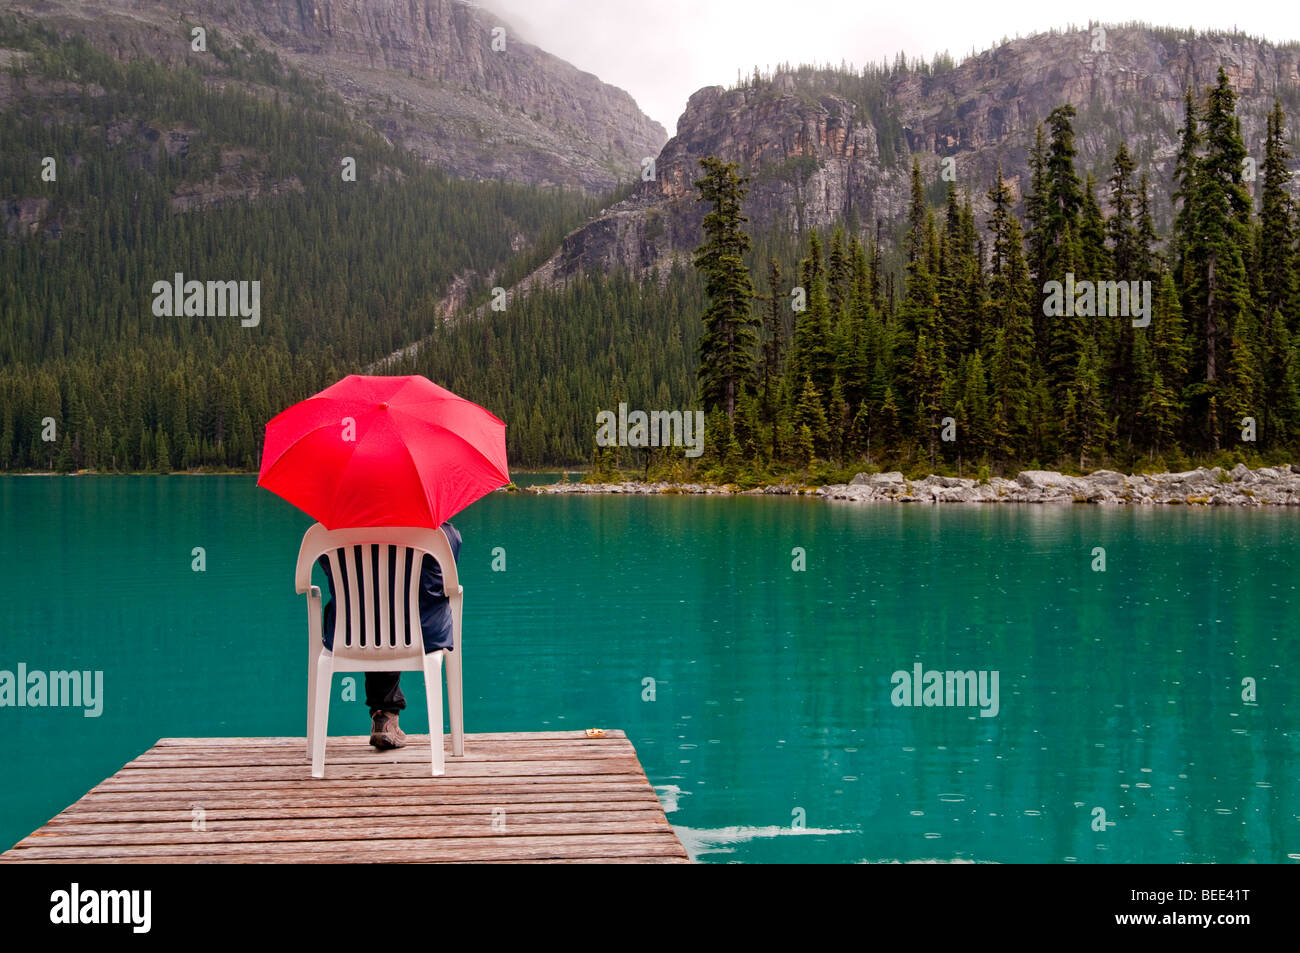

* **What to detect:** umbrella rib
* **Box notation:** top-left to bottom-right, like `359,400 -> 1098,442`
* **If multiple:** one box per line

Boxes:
395,396 -> 506,426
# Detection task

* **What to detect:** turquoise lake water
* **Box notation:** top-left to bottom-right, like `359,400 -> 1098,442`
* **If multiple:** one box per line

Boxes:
1,475 -> 1296,862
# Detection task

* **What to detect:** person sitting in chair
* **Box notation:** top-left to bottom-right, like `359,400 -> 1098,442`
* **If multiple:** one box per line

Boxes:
317,521 -> 461,750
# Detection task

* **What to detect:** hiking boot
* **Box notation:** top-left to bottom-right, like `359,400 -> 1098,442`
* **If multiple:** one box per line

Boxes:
370,710 -> 407,750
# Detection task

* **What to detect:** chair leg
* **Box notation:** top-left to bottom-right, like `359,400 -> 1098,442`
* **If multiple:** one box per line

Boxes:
423,651 -> 445,776
307,643 -> 321,761
311,655 -> 333,779
447,645 -> 464,757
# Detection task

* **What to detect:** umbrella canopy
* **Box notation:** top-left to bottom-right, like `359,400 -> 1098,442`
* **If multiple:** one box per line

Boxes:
257,374 -> 509,529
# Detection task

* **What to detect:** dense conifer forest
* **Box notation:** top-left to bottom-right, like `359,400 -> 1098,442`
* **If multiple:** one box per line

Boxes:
2,14 -> 1298,482
411,70 -> 1300,481
0,16 -> 603,471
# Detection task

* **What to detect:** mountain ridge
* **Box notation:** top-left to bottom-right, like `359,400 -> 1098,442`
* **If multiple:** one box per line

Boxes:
521,24 -> 1300,285
1,0 -> 667,192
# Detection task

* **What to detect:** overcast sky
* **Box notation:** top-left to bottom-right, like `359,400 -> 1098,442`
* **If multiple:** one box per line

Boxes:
480,1 -> 1300,135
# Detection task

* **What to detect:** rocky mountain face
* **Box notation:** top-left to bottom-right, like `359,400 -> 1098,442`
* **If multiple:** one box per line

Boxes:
541,25 -> 1300,278
2,0 -> 666,193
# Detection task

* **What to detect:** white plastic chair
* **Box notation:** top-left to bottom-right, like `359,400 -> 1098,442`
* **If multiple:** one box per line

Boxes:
294,524 -> 464,778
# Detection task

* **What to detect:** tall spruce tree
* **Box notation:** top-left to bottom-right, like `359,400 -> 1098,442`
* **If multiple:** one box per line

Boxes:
1033,105 -> 1086,403
986,168 -> 1038,462
1140,270 -> 1191,457
760,259 -> 787,456
693,156 -> 758,420
1172,90 -> 1201,275
1256,100 -> 1300,443
792,231 -> 835,405
1107,143 -> 1143,451
1185,68 -> 1255,447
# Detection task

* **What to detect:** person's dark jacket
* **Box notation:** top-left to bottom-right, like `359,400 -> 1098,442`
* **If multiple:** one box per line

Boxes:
317,522 -> 461,654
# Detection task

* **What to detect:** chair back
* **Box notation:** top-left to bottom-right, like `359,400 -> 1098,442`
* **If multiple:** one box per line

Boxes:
295,524 -> 460,662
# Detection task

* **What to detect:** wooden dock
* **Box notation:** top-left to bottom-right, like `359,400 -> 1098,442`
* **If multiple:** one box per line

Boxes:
0,730 -> 690,863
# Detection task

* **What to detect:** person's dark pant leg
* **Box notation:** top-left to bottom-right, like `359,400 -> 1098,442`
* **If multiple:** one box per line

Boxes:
365,673 -> 406,714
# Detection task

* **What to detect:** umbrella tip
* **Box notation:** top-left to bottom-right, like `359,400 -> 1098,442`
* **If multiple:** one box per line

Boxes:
378,402 -> 389,410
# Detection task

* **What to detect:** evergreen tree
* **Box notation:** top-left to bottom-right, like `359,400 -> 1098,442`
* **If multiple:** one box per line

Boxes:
792,231 -> 835,405
986,169 -> 1038,462
1140,271 -> 1191,456
1256,100 -> 1300,443
155,427 -> 171,474
1135,173 -> 1161,279
795,376 -> 829,463
1025,122 -> 1050,288
1172,89 -> 1202,319
693,156 -> 758,419
760,259 -> 787,456
1107,144 -> 1143,452
1186,68 -> 1255,447
1062,339 -> 1109,470
1107,143 -> 1140,276
1043,105 -> 1084,278
1079,173 -> 1110,281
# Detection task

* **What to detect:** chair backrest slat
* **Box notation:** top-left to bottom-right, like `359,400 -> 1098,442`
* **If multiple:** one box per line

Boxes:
323,549 -> 345,647
407,550 -> 422,648
377,544 -> 391,648
392,547 -> 407,650
344,544 -> 363,648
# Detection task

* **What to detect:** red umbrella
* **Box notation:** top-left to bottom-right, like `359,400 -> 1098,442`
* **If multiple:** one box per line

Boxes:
257,374 -> 509,529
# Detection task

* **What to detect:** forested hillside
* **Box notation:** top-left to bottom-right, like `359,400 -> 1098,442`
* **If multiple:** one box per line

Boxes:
404,71 -> 1300,480
0,16 -> 604,471
679,74 -> 1300,481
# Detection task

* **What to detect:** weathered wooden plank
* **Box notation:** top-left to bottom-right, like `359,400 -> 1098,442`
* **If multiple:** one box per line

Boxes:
153,731 -> 625,746
5,833 -> 687,862
4,854 -> 694,864
50,800 -> 664,824
54,790 -> 655,816
3,844 -> 691,864
68,781 -> 657,804
482,856 -> 691,864
30,810 -> 671,836
128,744 -> 633,767
147,738 -> 627,754
88,776 -> 654,795
18,817 -> 675,850
132,744 -> 632,763
103,760 -> 641,783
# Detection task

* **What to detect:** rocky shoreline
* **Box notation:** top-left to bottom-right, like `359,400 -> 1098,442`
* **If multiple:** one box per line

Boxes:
527,463 -> 1300,506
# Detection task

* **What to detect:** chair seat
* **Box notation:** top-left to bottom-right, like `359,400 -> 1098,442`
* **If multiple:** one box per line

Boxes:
318,647 -> 439,671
